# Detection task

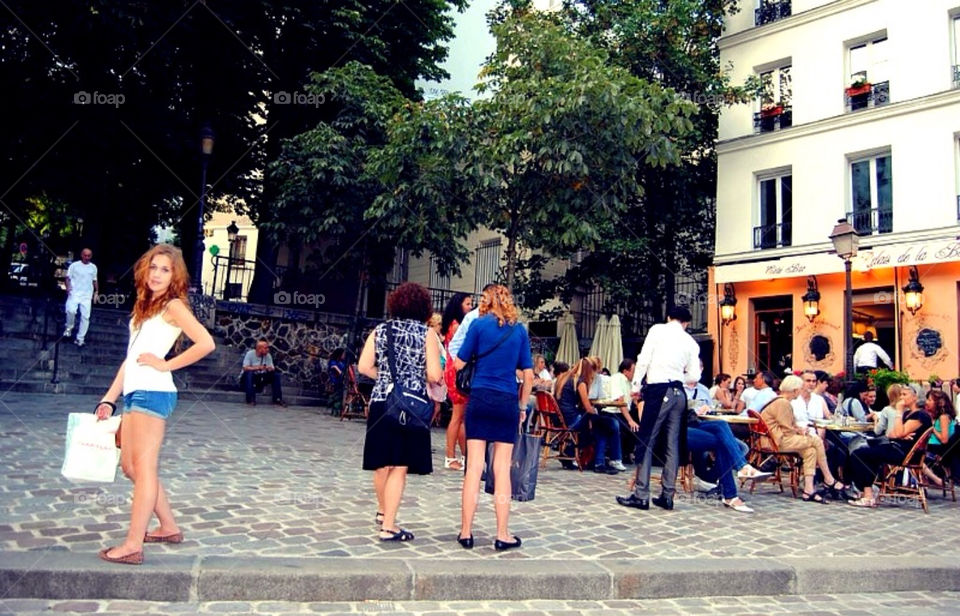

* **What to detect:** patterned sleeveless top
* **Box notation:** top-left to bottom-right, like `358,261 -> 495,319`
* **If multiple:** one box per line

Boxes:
371,319 -> 428,402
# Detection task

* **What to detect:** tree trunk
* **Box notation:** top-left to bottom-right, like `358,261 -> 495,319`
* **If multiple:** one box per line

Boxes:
247,235 -> 278,304
505,205 -> 519,292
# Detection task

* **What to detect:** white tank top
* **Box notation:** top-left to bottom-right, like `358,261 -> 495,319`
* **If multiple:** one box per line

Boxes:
122,309 -> 182,394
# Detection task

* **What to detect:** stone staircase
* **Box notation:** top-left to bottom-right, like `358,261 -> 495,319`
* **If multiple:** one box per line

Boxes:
0,295 -> 326,406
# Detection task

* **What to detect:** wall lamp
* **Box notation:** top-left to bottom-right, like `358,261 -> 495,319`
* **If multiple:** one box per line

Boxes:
719,283 -> 737,326
802,275 -> 821,322
902,265 -> 924,315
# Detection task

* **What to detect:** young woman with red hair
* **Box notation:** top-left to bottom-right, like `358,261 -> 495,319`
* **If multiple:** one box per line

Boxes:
94,244 -> 215,564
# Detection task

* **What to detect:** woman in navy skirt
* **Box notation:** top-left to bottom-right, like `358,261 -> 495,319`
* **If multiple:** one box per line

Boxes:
454,284 -> 533,550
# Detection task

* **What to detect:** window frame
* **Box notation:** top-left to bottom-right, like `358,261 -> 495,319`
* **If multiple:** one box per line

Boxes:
754,167 -> 793,249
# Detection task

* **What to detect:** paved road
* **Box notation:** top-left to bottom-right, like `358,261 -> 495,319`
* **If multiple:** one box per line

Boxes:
1,394 -> 956,562
2,592 -> 959,615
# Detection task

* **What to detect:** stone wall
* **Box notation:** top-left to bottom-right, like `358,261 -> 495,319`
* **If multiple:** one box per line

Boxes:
213,301 -> 354,393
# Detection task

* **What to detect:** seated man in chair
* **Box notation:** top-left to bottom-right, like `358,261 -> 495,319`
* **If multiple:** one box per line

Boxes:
241,339 -> 286,407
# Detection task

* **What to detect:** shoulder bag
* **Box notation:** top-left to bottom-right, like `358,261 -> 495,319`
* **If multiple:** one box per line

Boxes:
383,321 -> 433,431
455,324 -> 515,396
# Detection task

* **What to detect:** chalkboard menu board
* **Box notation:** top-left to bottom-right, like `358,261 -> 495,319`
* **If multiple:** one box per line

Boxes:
916,328 -> 942,358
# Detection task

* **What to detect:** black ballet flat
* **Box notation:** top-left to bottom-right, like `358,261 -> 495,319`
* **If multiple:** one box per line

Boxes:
457,533 -> 474,549
494,536 -> 521,551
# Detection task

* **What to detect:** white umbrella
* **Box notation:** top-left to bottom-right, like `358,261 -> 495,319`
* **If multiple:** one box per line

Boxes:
603,314 -> 625,375
556,312 -> 580,366
588,315 -> 608,360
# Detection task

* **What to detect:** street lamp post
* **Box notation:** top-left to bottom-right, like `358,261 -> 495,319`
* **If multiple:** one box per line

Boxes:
193,124 -> 215,292
829,219 -> 860,379
225,220 -> 239,300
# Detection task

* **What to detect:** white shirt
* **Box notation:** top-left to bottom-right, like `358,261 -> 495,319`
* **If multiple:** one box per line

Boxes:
123,313 -> 181,394
853,341 -> 892,369
632,320 -> 700,390
740,386 -> 758,407
747,387 -> 776,413
66,261 -> 97,299
603,373 -> 632,413
791,392 -> 827,429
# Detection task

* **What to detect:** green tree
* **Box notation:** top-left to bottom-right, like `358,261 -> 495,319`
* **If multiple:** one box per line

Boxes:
374,11 -> 697,291
542,0 -> 749,327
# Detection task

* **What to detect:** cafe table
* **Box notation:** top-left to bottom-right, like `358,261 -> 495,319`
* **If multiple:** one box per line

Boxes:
701,413 -> 758,425
816,420 -> 875,432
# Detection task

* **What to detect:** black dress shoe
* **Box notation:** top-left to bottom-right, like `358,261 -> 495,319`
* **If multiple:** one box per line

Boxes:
457,534 -> 474,549
615,494 -> 649,509
494,536 -> 521,551
652,495 -> 674,510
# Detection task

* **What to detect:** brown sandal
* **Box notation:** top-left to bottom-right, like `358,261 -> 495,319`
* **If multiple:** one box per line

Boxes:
98,546 -> 143,565
143,531 -> 183,544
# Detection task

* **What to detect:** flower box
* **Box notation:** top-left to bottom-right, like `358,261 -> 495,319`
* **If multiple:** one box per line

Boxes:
845,83 -> 871,97
760,105 -> 784,118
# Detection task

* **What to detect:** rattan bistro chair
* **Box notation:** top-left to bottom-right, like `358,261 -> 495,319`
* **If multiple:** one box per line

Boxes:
877,427 -> 935,513
744,409 -> 802,498
533,391 -> 582,471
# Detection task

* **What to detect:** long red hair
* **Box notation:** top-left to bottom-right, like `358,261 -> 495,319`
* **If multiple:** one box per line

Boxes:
131,244 -> 189,328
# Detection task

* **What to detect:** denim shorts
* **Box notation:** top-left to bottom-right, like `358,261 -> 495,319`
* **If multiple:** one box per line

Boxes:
123,391 -> 178,420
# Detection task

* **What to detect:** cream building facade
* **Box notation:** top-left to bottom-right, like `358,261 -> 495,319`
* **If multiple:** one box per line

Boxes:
710,0 -> 960,379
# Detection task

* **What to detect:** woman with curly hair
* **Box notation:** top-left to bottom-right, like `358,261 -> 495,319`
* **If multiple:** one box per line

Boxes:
359,282 -> 443,542
441,293 -> 473,470
454,285 -> 533,551
925,389 -> 958,487
94,244 -> 216,564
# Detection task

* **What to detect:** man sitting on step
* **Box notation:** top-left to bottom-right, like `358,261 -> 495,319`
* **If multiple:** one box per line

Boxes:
241,339 -> 286,407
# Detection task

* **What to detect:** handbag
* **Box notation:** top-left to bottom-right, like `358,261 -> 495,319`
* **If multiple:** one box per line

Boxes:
383,321 -> 433,431
455,325 -> 515,396
61,413 -> 122,482
484,429 -> 542,502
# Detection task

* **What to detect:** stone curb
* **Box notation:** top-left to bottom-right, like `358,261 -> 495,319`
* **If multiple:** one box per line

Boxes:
3,552 -> 960,602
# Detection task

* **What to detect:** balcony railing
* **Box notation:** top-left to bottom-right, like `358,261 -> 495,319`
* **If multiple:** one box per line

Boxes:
954,65 -> 959,89
845,81 -> 889,112
755,0 -> 791,26
753,222 -> 792,250
846,207 -> 893,235
753,106 -> 793,133
956,195 -> 959,221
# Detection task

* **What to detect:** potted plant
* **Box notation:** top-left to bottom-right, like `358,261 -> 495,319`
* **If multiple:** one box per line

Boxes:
760,100 -> 785,117
845,77 -> 871,97
929,374 -> 944,389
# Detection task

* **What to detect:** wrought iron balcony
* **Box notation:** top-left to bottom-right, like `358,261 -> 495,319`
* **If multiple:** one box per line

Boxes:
846,207 -> 893,235
845,81 -> 889,112
753,106 -> 792,133
753,222 -> 792,250
755,0 -> 791,26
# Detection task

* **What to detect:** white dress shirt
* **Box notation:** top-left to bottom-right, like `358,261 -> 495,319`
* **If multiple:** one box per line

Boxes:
631,320 -> 701,390
853,341 -> 892,369
746,387 -> 776,413
791,392 -> 827,430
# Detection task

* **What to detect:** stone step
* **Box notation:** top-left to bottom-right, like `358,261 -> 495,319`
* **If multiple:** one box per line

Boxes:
1,552 -> 958,602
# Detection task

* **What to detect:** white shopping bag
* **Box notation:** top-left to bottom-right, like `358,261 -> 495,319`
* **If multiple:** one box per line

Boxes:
61,413 -> 122,483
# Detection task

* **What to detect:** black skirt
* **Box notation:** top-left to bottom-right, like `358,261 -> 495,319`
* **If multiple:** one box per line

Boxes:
465,387 -> 520,443
362,400 -> 433,474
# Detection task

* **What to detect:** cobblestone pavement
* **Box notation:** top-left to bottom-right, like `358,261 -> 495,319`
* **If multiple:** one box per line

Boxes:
1,394 -> 958,561
2,592 -> 959,615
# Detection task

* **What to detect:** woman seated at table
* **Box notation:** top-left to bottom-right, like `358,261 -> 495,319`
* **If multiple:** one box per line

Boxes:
553,359 -> 597,469
709,373 -> 744,414
870,383 -> 903,437
760,375 -> 850,503
845,383 -> 932,507
924,389 -> 956,488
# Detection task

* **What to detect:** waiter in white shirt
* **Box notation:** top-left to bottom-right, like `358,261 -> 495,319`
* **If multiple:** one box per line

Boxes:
853,332 -> 893,374
617,306 -> 700,511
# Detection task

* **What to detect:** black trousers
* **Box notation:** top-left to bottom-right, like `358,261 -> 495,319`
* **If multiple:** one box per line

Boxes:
845,441 -> 908,491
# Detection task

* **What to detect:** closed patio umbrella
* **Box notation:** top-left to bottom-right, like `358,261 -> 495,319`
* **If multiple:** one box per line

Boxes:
588,315 -> 608,360
603,314 -> 625,374
556,312 -> 580,366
